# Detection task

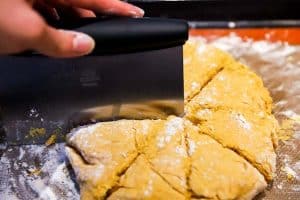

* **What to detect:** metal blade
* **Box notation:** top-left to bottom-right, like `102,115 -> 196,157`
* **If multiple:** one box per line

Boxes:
0,46 -> 184,145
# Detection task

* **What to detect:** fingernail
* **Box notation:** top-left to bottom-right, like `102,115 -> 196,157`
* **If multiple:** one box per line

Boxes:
72,33 -> 95,54
129,7 -> 145,18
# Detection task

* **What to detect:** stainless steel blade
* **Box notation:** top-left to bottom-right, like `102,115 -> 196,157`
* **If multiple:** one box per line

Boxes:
0,46 -> 184,145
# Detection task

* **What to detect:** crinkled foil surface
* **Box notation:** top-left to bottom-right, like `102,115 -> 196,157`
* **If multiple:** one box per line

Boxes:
0,34 -> 300,200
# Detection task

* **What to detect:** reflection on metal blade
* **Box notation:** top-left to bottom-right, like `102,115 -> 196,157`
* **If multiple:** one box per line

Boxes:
0,46 -> 184,145
71,99 -> 184,125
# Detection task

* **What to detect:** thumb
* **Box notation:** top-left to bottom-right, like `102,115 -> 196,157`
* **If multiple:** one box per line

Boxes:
0,0 -> 95,58
32,27 -> 95,58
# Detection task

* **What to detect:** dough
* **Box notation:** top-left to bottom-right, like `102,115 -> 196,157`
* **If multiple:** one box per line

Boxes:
107,155 -> 185,200
185,45 -> 279,180
185,120 -> 267,200
185,66 -> 273,114
184,40 -> 235,102
66,121 -> 140,199
66,117 -> 267,200
66,41 -> 278,199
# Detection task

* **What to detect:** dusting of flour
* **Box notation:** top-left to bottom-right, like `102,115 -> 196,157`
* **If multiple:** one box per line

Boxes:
193,34 -> 300,199
0,144 -> 79,200
1,34 -> 300,200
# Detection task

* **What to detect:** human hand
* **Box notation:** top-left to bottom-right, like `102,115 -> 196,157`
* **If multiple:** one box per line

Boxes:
0,0 -> 144,57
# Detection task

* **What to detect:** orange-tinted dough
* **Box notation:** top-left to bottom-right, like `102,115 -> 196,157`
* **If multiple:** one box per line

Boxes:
184,40 -> 235,102
107,155 -> 185,200
66,41 -> 278,200
185,121 -> 267,199
185,66 -> 273,114
185,108 -> 277,180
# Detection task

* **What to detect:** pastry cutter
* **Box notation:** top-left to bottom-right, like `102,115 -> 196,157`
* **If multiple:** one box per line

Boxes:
0,18 -> 188,145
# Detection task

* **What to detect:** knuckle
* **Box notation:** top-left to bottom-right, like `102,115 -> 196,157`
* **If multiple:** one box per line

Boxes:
55,42 -> 70,55
48,32 -> 74,57
54,33 -> 72,53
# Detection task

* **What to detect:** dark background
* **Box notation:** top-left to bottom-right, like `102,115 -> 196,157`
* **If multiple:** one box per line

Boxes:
127,0 -> 300,25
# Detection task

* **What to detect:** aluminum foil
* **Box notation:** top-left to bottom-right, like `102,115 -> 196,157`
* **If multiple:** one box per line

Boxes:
1,34 -> 300,200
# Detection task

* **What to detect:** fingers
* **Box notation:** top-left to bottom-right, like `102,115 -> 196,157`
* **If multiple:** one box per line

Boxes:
32,28 -> 95,58
55,5 -> 96,19
73,8 -> 96,17
34,0 -> 95,21
52,0 -> 144,17
0,0 -> 143,57
0,0 -> 95,57
33,0 -> 60,20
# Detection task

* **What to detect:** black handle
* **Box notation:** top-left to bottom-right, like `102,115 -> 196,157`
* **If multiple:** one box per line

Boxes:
52,17 -> 188,55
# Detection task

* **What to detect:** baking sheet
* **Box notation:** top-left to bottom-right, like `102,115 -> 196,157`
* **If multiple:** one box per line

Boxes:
1,32 -> 300,200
